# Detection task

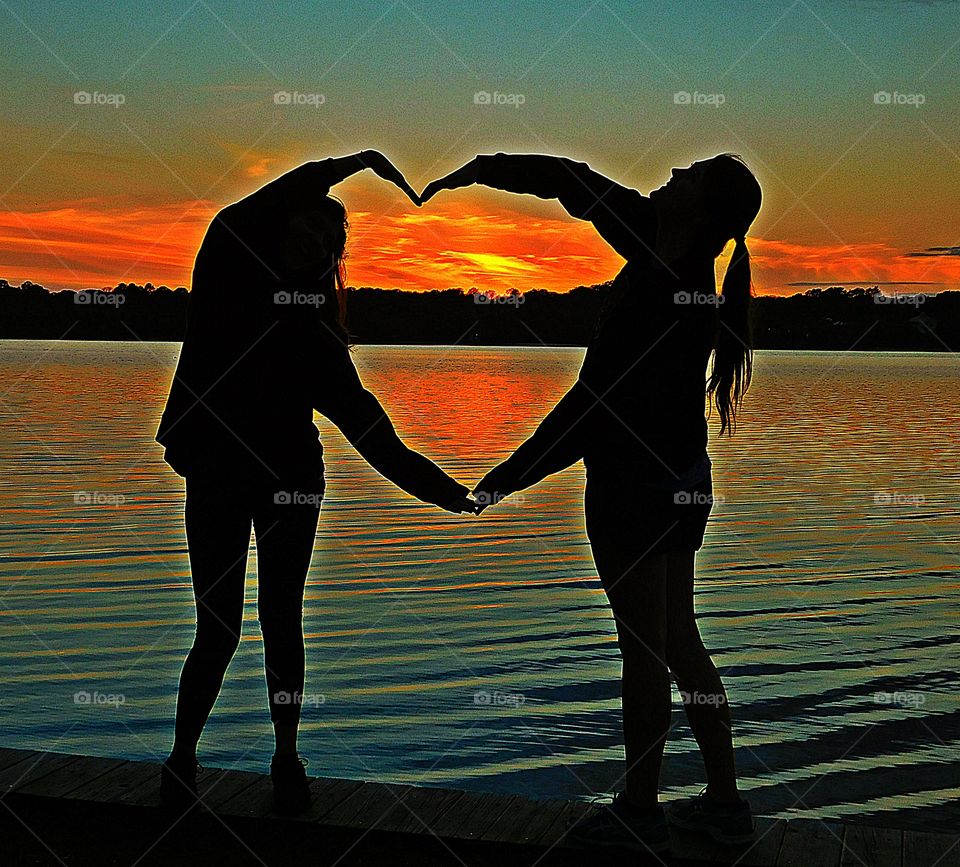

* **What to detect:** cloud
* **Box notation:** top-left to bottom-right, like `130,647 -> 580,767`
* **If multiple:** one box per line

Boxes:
903,246 -> 960,258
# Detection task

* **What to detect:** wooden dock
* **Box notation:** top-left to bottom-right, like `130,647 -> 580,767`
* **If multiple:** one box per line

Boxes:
0,747 -> 956,866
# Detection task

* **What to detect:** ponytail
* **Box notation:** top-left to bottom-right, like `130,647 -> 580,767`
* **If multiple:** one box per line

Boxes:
708,235 -> 752,435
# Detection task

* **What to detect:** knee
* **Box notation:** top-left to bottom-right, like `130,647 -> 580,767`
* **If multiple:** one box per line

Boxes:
616,622 -> 668,667
258,609 -> 303,644
192,622 -> 241,659
665,630 -> 708,676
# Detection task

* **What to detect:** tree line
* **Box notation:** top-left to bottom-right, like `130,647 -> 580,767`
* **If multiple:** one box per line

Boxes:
1,279 -> 957,351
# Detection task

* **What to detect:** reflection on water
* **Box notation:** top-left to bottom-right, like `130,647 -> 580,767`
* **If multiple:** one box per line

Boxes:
0,341 -> 957,831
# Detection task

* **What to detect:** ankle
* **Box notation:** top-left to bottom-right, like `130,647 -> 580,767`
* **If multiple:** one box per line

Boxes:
705,785 -> 742,806
168,746 -> 197,766
622,791 -> 660,813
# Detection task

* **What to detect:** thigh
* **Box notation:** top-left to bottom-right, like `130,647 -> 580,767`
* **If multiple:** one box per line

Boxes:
590,530 -> 669,654
252,494 -> 321,623
184,476 -> 252,637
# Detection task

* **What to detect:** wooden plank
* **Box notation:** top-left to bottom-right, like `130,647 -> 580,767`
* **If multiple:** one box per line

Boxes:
67,759 -> 159,803
0,748 -> 37,771
373,786 -> 465,836
14,755 -> 126,798
481,795 -> 569,845
214,775 -> 274,818
842,823 -> 902,867
196,768 -> 263,812
422,790 -> 517,840
334,782 -> 413,830
715,817 -> 787,866
669,821 -> 720,862
777,819 -> 844,867
303,777 -> 366,823
0,751 -> 82,796
498,797 -> 570,846
537,800 -> 598,848
903,830 -> 960,867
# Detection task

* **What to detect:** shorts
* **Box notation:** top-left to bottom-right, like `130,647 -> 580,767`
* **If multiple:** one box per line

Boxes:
584,453 -> 713,557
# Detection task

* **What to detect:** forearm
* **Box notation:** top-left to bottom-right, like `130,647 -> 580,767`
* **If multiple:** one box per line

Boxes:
327,389 -> 468,507
474,153 -> 649,259
483,382 -> 593,496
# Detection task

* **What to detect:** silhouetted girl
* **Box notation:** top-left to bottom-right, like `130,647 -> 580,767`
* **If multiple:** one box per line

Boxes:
423,152 -> 762,852
157,152 -> 474,815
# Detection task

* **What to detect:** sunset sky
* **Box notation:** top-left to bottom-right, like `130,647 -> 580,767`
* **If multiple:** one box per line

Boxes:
1,0 -> 958,295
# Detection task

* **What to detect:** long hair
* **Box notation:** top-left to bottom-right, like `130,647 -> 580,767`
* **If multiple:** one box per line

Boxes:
286,196 -> 350,340
702,154 -> 761,435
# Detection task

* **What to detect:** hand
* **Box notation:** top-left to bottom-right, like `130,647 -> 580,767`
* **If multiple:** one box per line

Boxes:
361,150 -> 421,206
471,467 -> 515,515
440,494 -> 482,515
419,158 -> 480,204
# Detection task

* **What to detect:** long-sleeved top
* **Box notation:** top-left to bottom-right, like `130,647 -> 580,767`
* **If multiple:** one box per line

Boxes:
156,158 -> 468,508
472,153 -> 719,495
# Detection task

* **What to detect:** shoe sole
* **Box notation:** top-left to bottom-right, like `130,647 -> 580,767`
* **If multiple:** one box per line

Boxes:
666,814 -> 757,845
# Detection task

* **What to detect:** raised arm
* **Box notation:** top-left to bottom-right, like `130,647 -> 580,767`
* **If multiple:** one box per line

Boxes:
226,150 -> 420,217
421,153 -> 655,261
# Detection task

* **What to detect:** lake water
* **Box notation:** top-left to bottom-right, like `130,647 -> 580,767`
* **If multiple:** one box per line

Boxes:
0,341 -> 956,832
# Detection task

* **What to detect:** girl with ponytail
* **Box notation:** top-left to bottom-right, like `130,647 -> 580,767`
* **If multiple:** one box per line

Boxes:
421,152 -> 762,853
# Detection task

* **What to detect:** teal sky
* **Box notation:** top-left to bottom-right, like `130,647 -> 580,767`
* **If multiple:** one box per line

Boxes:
1,0 -> 958,291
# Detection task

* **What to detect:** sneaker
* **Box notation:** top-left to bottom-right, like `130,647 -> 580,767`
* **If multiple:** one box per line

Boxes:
665,788 -> 755,844
159,755 -> 203,813
566,793 -> 671,854
270,754 -> 311,815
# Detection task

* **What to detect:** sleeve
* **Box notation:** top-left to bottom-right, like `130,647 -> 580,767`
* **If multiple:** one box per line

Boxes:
309,327 -> 469,508
475,153 -> 654,262
481,380 -> 596,497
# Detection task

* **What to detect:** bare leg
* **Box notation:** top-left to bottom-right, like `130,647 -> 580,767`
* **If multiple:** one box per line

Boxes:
591,540 -> 671,808
171,478 -> 251,761
254,497 -> 321,758
664,550 -> 740,803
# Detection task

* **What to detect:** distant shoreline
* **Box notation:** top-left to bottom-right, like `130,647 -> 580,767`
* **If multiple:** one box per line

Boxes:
3,280 -> 957,352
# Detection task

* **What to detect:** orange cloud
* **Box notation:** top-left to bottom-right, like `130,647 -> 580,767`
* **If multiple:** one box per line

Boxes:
2,196 -> 958,295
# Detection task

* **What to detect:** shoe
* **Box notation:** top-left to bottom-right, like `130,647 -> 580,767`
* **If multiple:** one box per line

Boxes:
159,754 -> 203,813
270,754 -> 311,815
566,793 -> 671,854
665,787 -> 756,844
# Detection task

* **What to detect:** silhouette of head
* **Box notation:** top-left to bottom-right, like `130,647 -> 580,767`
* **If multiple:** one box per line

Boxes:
650,154 -> 761,257
652,154 -> 762,436
283,195 -> 350,332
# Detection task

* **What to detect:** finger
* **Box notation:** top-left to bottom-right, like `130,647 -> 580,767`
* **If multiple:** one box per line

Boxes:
420,181 -> 441,203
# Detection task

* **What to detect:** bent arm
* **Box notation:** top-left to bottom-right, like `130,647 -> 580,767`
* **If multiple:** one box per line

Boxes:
424,153 -> 654,260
